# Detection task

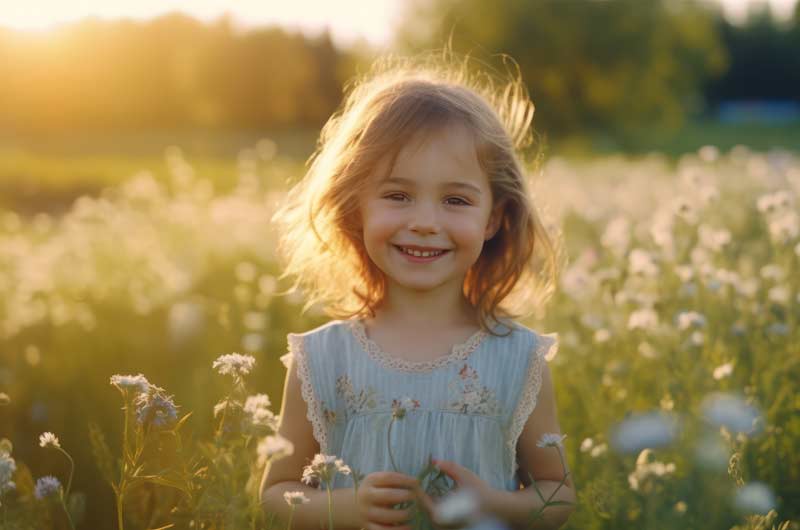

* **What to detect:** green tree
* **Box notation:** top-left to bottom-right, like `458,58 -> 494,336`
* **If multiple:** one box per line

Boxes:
395,0 -> 728,146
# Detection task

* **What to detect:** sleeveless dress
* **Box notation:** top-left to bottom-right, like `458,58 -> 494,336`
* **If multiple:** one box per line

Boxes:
282,318 -> 558,493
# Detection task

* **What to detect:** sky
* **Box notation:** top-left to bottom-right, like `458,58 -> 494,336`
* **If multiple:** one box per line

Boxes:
0,0 -> 796,48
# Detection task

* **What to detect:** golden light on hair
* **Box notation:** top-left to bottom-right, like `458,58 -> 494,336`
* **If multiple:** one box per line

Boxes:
272,46 -> 567,331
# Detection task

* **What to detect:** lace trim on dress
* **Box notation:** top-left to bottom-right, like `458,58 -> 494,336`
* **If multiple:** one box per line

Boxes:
347,319 -> 489,373
287,333 -> 328,453
507,332 -> 559,483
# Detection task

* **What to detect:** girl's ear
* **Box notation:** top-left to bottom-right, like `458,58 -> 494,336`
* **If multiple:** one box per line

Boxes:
484,200 -> 505,241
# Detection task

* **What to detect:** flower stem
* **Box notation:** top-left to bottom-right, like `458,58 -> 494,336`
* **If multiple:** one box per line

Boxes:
387,418 -> 398,472
326,484 -> 334,530
286,506 -> 295,530
57,447 -> 75,498
60,494 -> 76,530
116,490 -> 125,530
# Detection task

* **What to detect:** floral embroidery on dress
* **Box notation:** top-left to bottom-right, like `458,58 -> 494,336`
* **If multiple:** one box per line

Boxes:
321,405 -> 337,424
446,363 -> 502,415
336,375 -> 380,417
391,396 -> 421,419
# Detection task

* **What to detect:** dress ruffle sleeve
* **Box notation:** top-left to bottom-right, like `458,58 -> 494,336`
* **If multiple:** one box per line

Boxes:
285,333 -> 329,453
506,331 -> 559,482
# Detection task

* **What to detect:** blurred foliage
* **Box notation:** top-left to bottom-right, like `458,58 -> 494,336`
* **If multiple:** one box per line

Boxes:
0,13 -> 359,133
394,0 -> 729,146
0,3 -> 798,150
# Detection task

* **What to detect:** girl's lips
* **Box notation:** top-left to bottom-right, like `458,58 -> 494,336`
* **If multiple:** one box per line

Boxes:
393,245 -> 451,263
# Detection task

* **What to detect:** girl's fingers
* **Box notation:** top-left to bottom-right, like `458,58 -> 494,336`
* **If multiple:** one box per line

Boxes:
373,487 -> 415,505
368,472 -> 419,488
365,506 -> 412,525
367,525 -> 411,530
413,488 -> 436,514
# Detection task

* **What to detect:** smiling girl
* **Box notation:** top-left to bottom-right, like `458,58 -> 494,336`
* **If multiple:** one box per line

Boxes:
260,49 -> 573,530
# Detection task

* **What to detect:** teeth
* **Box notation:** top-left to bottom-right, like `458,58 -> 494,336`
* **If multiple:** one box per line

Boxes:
401,247 -> 443,257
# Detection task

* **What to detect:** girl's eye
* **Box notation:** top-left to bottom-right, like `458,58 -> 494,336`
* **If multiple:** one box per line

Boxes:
444,197 -> 470,206
383,193 -> 408,201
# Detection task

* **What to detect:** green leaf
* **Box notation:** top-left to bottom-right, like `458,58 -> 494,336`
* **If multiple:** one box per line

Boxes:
172,411 -> 193,433
67,491 -> 87,524
88,421 -> 118,485
543,500 -> 574,507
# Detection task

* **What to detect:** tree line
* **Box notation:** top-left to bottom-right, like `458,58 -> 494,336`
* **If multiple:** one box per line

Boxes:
0,1 -> 798,141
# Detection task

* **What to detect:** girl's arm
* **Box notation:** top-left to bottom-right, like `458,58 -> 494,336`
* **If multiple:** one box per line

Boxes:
259,355 -> 362,530
487,362 -> 575,530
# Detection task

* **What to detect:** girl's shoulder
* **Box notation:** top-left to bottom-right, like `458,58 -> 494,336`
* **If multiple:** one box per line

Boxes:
488,319 -> 559,361
286,319 -> 355,348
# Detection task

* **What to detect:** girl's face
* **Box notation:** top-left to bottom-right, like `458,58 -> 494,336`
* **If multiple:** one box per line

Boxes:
358,124 -> 501,300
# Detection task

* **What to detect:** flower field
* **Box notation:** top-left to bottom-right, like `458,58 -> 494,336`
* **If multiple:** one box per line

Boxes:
0,142 -> 797,529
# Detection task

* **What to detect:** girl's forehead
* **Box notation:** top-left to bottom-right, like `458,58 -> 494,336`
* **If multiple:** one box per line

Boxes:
369,124 -> 487,186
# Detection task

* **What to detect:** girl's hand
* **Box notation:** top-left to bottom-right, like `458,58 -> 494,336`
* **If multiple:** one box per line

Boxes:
415,460 -> 495,529
356,471 -> 423,530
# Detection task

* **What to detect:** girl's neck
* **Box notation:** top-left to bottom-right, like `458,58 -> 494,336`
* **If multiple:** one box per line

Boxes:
372,285 -> 477,332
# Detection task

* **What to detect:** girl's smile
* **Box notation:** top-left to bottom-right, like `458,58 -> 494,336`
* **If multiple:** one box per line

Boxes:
393,244 -> 452,263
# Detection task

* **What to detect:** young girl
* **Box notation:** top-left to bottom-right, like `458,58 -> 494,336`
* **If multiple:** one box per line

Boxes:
260,50 -> 574,530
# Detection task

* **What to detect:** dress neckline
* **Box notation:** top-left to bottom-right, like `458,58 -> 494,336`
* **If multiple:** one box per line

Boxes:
346,319 -> 490,373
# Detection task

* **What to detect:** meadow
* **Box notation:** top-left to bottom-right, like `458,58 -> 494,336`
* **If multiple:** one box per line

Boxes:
0,132 -> 798,529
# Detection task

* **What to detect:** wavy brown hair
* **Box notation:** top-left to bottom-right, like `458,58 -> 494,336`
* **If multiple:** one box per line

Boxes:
272,48 -> 566,333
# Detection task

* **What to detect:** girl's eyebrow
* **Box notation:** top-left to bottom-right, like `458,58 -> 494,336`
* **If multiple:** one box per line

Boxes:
380,176 -> 483,195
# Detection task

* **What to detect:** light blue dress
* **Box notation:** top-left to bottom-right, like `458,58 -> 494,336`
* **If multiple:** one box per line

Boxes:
283,318 -> 558,494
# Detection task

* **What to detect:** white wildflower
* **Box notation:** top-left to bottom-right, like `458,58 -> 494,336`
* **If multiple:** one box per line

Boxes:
301,454 -> 351,488
690,331 -> 704,346
760,264 -> 784,281
768,286 -> 790,305
674,265 -> 694,282
590,443 -> 608,457
698,145 -> 719,162
257,435 -> 294,467
673,198 -> 698,224
284,490 -> 310,506
674,501 -> 688,513
593,329 -> 611,343
109,374 -> 150,393
712,362 -> 733,380
434,488 -> 480,527
212,353 -> 256,377
38,432 -> 60,449
638,341 -> 658,359
244,394 -> 278,431
698,185 -> 719,206
627,449 -> 676,492
536,433 -> 566,449
768,211 -> 799,243
698,224 -> 731,252
580,438 -> 594,452
628,308 -> 659,331
676,311 -> 706,331
601,217 -> 630,257
629,249 -> 659,277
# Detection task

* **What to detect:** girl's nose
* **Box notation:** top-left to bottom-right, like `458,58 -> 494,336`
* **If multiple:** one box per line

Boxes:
407,202 -> 440,234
